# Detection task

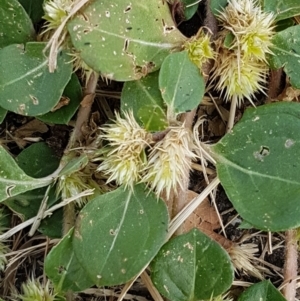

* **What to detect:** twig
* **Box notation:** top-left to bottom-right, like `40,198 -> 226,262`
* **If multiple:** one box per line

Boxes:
28,185 -> 51,237
71,71 -> 99,145
282,229 -> 298,301
0,190 -> 94,240
227,94 -> 237,132
140,272 -> 164,301
168,177 -> 220,240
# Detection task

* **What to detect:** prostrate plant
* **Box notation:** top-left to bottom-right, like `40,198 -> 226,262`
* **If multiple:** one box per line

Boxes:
1,0 -> 300,300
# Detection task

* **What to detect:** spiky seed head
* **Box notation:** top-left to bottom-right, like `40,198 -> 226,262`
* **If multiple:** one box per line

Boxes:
212,48 -> 267,106
228,243 -> 265,279
43,0 -> 73,32
217,0 -> 275,62
142,125 -> 196,199
16,279 -> 57,301
57,171 -> 95,207
97,111 -> 151,189
184,31 -> 216,69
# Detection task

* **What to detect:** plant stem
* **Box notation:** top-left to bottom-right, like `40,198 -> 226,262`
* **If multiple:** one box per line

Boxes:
227,94 -> 237,132
70,71 -> 99,145
282,229 -> 298,301
268,68 -> 284,100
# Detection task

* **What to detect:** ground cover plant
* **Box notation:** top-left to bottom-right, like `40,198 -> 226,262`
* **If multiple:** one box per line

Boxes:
0,0 -> 300,300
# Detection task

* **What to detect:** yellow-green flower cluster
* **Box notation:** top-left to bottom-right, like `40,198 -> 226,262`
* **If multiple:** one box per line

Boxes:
142,125 -> 196,199
97,111 -> 152,190
16,279 -> 57,301
43,0 -> 74,32
58,170 -> 99,207
184,31 -> 215,69
97,112 -> 196,198
212,0 -> 275,105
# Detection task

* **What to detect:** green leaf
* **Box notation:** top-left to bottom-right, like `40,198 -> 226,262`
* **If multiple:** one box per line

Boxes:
5,142 -> 62,237
18,0 -> 44,24
181,0 -> 200,21
262,0 -> 300,21
159,51 -> 205,114
0,0 -> 35,48
0,145 -> 52,203
210,0 -> 228,16
121,71 -> 168,131
58,154 -> 89,177
37,74 -> 82,124
269,25 -> 300,89
151,229 -> 234,301
0,42 -> 72,116
0,107 -> 7,123
38,209 -> 63,238
73,184 -> 169,286
16,142 -> 60,178
4,186 -> 58,221
67,0 -> 186,81
45,228 -> 94,292
211,102 -> 300,231
238,280 -> 286,301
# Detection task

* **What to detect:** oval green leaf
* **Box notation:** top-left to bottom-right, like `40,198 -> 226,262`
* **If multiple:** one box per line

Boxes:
73,183 -> 169,286
37,74 -> 82,124
0,145 -> 52,203
16,142 -> 60,178
263,0 -> 300,21
181,0 -> 200,20
58,154 -> 89,177
238,280 -> 286,301
0,0 -> 35,48
151,228 -> 234,301
211,102 -> 300,231
67,0 -> 186,81
0,42 -> 72,116
7,141 -> 59,218
45,228 -> 94,292
159,51 -> 205,114
121,71 -> 168,131
210,0 -> 228,16
269,25 -> 300,89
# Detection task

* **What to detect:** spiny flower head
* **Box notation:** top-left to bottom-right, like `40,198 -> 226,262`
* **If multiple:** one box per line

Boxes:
212,47 -> 267,106
57,171 -> 97,207
16,278 -> 57,301
184,31 -> 216,69
43,0 -> 74,32
97,111 -> 151,189
142,124 -> 196,199
228,243 -> 265,279
217,0 -> 275,61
